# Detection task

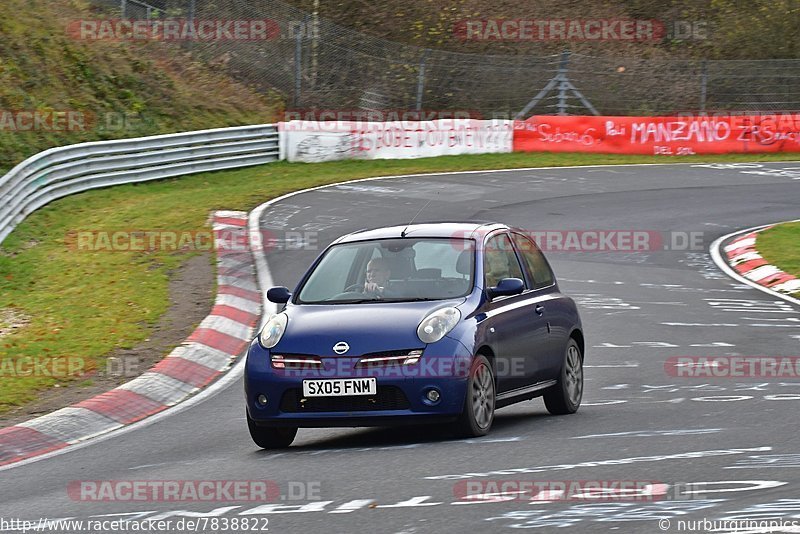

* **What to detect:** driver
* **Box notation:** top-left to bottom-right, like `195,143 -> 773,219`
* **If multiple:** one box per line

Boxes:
363,257 -> 392,295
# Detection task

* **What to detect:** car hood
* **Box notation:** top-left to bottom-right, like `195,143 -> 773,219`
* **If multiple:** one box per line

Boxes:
272,298 -> 466,356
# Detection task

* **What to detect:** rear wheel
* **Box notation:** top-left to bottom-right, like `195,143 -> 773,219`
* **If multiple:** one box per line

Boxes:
247,412 -> 297,449
453,354 -> 495,437
544,339 -> 583,415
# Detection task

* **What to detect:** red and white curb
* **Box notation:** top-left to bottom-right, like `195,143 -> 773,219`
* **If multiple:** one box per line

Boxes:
724,228 -> 800,296
711,221 -> 800,307
0,211 -> 261,467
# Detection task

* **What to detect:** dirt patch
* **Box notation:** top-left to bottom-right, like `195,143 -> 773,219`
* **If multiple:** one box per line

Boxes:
0,253 -> 216,427
0,308 -> 31,338
0,239 -> 39,258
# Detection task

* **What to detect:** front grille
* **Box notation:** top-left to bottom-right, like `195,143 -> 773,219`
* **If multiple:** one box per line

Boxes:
361,349 -> 423,358
357,348 -> 423,367
280,386 -> 410,413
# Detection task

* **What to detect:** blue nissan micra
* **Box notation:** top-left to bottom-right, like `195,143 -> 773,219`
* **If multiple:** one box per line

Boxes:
245,222 -> 584,448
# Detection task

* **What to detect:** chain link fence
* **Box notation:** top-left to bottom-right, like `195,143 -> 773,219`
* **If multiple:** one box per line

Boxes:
91,0 -> 800,117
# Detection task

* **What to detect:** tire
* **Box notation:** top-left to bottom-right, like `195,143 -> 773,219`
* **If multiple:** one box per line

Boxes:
247,412 -> 297,449
544,339 -> 583,415
453,354 -> 496,437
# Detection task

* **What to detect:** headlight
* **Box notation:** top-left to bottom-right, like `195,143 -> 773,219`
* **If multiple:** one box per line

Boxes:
259,313 -> 288,349
417,307 -> 461,344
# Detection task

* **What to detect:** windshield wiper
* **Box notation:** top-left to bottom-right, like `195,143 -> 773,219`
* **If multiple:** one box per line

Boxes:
302,296 -> 445,304
321,297 -> 384,304
377,297 -> 441,302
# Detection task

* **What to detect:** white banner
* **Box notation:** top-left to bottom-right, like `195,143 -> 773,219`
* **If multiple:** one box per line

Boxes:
282,120 -> 513,163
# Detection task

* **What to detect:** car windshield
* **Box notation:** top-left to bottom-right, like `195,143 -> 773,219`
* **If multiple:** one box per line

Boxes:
296,238 -> 475,304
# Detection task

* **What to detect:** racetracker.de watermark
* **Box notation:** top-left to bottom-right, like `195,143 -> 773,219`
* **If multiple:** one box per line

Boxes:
271,355 -> 525,378
448,480 -> 742,502
454,19 -> 708,41
665,356 -> 800,378
67,19 -> 284,41
451,230 -> 706,252
283,109 -> 481,127
280,113 -> 484,135
0,110 -> 90,132
67,480 -> 322,502
65,229 -> 319,252
0,355 -> 140,378
0,110 -> 159,133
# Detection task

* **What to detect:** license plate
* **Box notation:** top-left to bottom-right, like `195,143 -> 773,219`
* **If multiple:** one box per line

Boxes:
302,378 -> 377,397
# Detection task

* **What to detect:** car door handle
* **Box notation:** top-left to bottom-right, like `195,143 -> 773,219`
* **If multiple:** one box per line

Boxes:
535,304 -> 545,316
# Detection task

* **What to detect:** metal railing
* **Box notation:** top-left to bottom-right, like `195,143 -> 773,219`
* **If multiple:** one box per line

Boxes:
0,124 -> 280,245
120,0 -> 160,19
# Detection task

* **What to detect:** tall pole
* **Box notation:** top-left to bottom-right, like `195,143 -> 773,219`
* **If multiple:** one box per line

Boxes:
555,50 -> 571,115
311,0 -> 319,89
415,49 -> 431,111
294,15 -> 307,107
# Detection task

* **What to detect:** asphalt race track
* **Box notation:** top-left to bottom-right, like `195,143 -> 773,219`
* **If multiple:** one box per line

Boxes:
1,162 -> 799,533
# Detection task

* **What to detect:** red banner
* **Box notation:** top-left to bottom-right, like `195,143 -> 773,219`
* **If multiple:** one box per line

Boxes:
513,115 -> 800,155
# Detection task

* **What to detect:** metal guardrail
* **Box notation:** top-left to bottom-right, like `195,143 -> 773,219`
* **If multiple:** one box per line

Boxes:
0,124 -> 280,245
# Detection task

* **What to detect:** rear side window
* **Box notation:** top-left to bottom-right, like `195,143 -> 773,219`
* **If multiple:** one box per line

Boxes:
511,233 -> 555,289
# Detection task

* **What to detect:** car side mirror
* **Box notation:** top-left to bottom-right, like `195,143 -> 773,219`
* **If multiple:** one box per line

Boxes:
267,286 -> 291,304
487,277 -> 524,299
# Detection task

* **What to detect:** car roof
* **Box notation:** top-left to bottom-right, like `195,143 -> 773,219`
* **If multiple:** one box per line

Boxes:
333,221 -> 510,244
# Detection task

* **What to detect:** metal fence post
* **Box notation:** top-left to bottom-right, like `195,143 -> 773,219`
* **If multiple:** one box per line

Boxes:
415,49 -> 431,111
700,60 -> 708,113
311,0 -> 319,89
293,15 -> 307,108
516,49 -> 597,118
120,0 -> 126,17
556,50 -> 571,115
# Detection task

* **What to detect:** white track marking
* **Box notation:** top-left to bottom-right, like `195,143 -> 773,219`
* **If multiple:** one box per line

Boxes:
710,223 -> 800,307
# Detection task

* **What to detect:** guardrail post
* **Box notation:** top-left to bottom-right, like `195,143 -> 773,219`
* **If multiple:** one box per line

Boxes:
415,48 -> 431,111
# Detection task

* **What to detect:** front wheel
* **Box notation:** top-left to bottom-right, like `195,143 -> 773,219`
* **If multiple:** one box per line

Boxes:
544,339 -> 583,415
247,412 -> 297,449
453,354 -> 496,437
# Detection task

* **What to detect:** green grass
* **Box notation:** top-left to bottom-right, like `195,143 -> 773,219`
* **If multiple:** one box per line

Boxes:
1,150 -> 800,412
0,0 -> 281,174
756,221 -> 800,296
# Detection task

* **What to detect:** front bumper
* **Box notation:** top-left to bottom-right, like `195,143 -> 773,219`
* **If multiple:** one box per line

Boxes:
244,337 -> 472,428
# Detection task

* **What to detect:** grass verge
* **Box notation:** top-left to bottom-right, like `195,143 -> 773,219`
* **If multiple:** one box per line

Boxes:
0,0 -> 281,174
1,151 -> 799,413
756,221 -> 800,296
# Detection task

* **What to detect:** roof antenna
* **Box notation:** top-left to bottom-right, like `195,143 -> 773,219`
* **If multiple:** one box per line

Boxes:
401,193 -> 437,237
